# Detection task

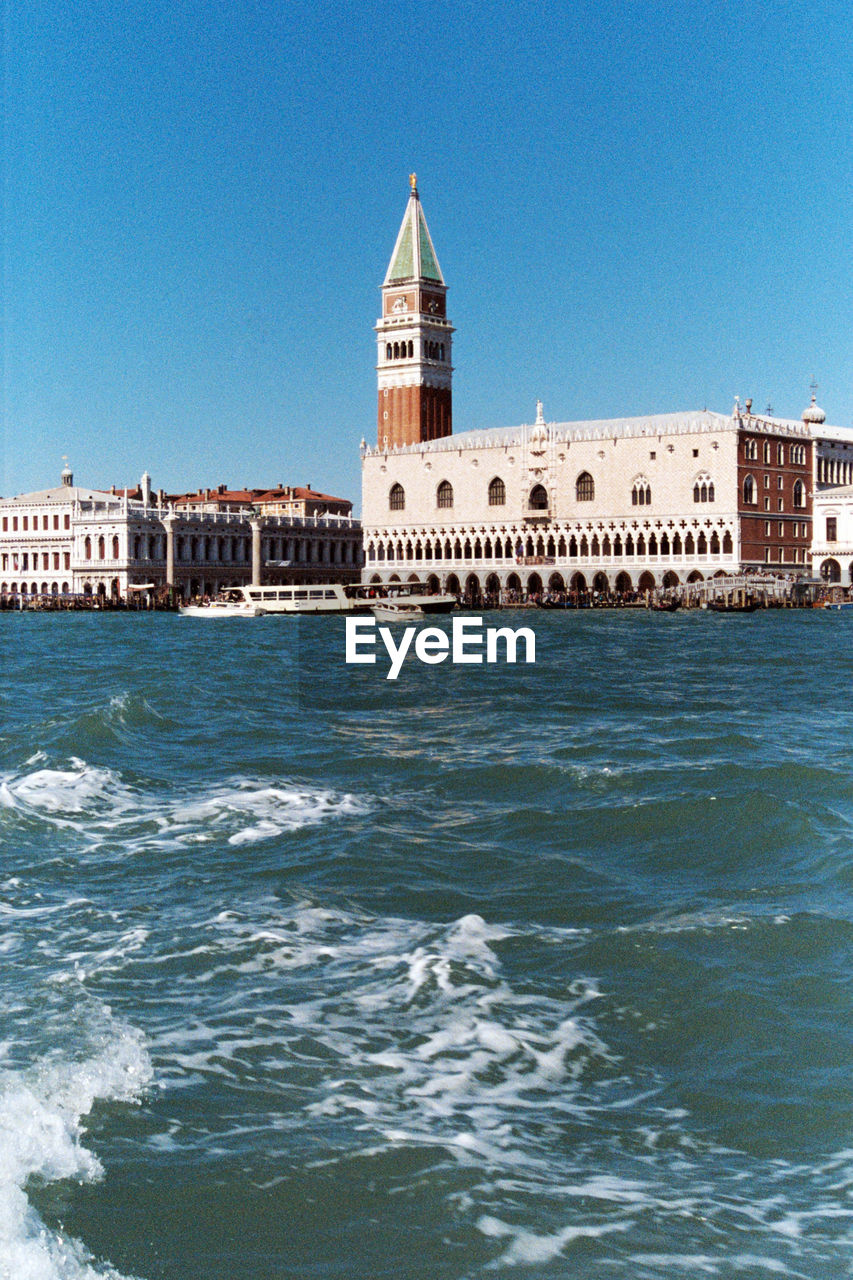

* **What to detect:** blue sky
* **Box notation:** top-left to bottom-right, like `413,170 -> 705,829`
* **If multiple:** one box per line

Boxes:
4,0 -> 852,509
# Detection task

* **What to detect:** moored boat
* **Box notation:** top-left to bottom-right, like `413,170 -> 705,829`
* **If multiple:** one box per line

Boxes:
707,599 -> 759,613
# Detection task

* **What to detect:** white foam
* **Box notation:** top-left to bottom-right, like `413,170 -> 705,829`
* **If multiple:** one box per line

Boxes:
0,759 -> 371,854
0,1028 -> 151,1280
477,1214 -> 630,1266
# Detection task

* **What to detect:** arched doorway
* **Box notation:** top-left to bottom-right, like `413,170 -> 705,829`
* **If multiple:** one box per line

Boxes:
426,574 -> 440,593
548,572 -> 566,592
526,572 -> 543,598
570,572 -> 587,592
615,571 -> 632,594
662,570 -> 680,588
820,558 -> 841,583
445,573 -> 461,596
464,574 -> 482,607
485,573 -> 501,604
638,571 -> 655,593
592,571 -> 609,593
687,570 -> 704,584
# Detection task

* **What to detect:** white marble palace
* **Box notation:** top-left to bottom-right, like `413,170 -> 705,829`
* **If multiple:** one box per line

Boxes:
361,179 -> 853,599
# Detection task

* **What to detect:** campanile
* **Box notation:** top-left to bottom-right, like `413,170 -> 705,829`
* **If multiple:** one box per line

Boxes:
376,175 -> 454,448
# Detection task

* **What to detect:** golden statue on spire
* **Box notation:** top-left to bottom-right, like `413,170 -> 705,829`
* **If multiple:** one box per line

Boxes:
409,172 -> 417,192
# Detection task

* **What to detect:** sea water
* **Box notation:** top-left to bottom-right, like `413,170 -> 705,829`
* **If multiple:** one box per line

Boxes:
0,609 -> 851,1280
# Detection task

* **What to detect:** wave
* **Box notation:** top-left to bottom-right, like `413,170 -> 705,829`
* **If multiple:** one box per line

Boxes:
0,756 -> 371,856
0,1023 -> 151,1280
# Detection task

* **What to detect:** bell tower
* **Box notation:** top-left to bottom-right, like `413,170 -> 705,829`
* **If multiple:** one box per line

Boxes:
376,175 -> 453,447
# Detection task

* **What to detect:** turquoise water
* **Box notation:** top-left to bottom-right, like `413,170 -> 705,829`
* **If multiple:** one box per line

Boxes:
1,610 -> 851,1279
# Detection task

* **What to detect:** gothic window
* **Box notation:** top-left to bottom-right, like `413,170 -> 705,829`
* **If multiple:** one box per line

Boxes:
744,439 -> 757,460
408,341 -> 413,357
576,472 -> 594,501
112,536 -> 119,559
648,533 -> 658,555
710,531 -> 720,555
632,479 -> 651,506
437,480 -> 453,508
685,532 -> 695,555
763,441 -> 771,463
386,344 -> 392,359
743,475 -> 756,504
389,483 -> 405,511
529,484 -> 548,510
660,532 -> 670,555
793,480 -> 805,508
697,532 -> 708,554
488,477 -> 506,506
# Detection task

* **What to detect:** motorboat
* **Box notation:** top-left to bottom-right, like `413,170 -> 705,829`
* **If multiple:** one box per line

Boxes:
179,593 -> 260,618
370,601 -> 425,623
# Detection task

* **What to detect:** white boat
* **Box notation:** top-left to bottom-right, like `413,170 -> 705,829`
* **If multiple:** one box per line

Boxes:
179,593 -> 260,618
371,601 -> 425,623
239,581 -> 456,616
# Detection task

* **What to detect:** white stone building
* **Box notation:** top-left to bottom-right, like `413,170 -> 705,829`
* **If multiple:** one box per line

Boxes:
812,485 -> 853,585
361,402 -> 817,599
1,466 -> 361,604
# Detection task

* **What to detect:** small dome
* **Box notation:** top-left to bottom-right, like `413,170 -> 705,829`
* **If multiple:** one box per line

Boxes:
802,394 -> 826,425
61,460 -> 73,487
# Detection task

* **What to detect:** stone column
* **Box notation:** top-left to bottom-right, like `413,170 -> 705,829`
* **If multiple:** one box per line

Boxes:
250,518 -> 263,587
163,517 -> 175,589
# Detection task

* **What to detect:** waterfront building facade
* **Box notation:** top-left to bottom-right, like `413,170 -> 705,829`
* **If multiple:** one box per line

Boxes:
362,401 -> 815,598
0,467 -> 361,603
812,485 -> 853,584
361,181 -> 853,600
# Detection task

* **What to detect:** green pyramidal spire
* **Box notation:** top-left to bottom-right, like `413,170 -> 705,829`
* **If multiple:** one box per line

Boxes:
384,176 -> 444,285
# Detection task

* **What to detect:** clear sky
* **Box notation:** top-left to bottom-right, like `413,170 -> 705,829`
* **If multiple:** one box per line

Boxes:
4,0 -> 851,509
